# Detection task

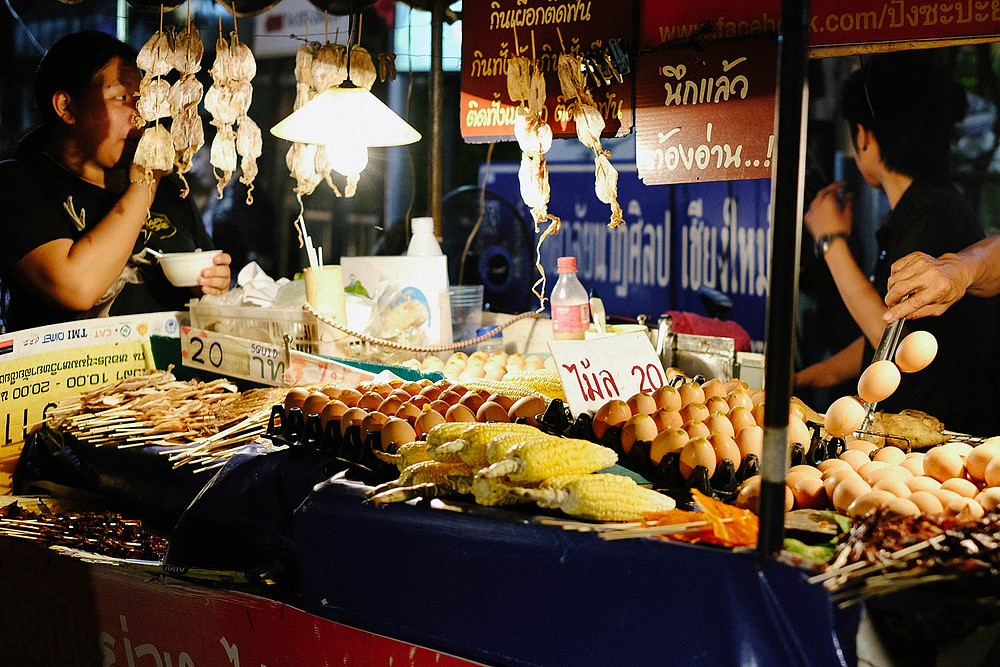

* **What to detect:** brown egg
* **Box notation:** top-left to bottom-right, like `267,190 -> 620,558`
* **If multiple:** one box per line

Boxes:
448,384 -> 469,398
728,406 -> 756,433
930,488 -> 963,509
865,465 -> 913,487
824,468 -> 863,498
378,417 -> 417,450
418,384 -> 445,401
942,441 -> 974,458
376,396 -> 403,416
439,390 -> 465,406
706,413 -> 736,439
884,497 -> 921,517
414,409 -> 446,439
839,449 -> 871,471
476,401 -> 511,423
705,396 -> 730,415
735,425 -> 763,460
649,428 -> 689,464
679,437 -> 717,479
873,446 -> 907,466
900,453 -> 925,477
301,391 -> 330,417
894,330 -> 937,373
945,497 -> 985,520
489,394 -> 515,411
360,412 -> 391,443
708,433 -> 740,466
986,459 -> 1000,487
832,476 -> 872,513
338,388 -> 363,408
788,464 -> 823,479
975,487 -> 1000,511
508,395 -> 547,426
320,385 -> 342,400
405,395 -> 430,410
388,388 -> 413,402
592,400 -> 631,439
428,399 -> 452,415
340,407 -> 369,438
283,387 -> 310,413
905,476 -> 941,493
857,460 -> 890,483
370,382 -> 394,398
752,402 -> 766,427
940,477 -> 979,499
400,381 -> 424,396
459,391 -> 486,414
394,402 -> 423,423
701,378 -> 727,399
872,478 -> 911,498
626,392 -> 657,416
726,378 -> 750,394
679,402 -> 710,423
651,407 -> 683,432
355,391 -> 382,411
787,416 -> 812,448
818,458 -> 852,475
908,491 -> 945,515
966,443 -> 1000,483
735,476 -> 763,513
847,490 -> 896,518
678,382 -> 706,406
726,389 -> 753,412
683,419 -> 711,440
319,399 -> 350,429
790,476 -> 827,510
846,438 -> 879,456
824,396 -> 866,438
923,446 -> 965,482
620,414 -> 658,453
857,360 -> 901,404
445,403 -> 477,423
651,385 -> 682,411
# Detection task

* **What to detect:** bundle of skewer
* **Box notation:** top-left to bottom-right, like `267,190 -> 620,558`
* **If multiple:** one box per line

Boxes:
43,370 -> 287,469
810,508 -> 1000,607
0,501 -> 168,560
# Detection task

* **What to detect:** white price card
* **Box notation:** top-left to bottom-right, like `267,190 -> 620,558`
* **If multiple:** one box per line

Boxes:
549,331 -> 668,416
182,327 -> 286,385
284,350 -> 376,387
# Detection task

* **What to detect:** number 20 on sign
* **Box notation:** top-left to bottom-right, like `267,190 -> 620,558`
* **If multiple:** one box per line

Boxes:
549,331 -> 666,416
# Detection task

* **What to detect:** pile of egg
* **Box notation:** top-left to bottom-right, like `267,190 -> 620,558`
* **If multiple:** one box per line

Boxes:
281,378 -> 549,451
403,350 -> 553,382
735,438 -> 1000,518
589,378 -> 811,481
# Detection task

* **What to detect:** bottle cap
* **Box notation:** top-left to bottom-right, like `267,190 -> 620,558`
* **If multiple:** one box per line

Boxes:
557,256 -> 577,272
476,325 -> 502,339
412,217 -> 434,233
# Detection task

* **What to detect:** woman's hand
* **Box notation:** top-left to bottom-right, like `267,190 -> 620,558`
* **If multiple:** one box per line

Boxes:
804,181 -> 853,241
196,252 -> 232,295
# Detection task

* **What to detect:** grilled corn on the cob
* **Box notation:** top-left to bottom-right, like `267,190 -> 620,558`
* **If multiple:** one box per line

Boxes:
523,473 -> 676,521
482,437 -> 617,482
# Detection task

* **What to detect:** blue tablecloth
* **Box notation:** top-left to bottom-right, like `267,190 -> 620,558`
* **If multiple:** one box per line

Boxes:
292,477 -> 859,667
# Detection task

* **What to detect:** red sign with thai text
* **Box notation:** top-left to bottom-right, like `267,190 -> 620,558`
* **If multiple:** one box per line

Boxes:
641,0 -> 1000,49
635,36 -> 778,185
460,0 -> 634,142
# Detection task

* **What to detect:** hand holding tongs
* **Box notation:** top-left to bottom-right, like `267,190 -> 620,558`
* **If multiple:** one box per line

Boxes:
860,294 -> 911,432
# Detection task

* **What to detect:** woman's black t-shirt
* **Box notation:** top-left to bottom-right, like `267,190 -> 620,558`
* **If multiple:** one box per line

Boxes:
0,152 -> 214,331
867,181 -> 1000,436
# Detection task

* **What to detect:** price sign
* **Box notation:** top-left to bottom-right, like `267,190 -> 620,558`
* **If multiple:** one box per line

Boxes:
181,328 -> 286,386
549,330 -> 666,416
284,350 -> 376,387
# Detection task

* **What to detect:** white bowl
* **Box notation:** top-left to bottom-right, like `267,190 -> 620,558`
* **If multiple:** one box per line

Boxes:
158,250 -> 222,287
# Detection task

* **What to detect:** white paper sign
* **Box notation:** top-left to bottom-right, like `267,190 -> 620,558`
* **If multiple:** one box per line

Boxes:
549,331 -> 669,416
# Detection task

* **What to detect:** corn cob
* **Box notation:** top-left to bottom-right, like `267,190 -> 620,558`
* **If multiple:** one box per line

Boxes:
425,422 -> 477,449
430,422 -> 543,468
500,369 -> 566,401
462,378 -> 551,404
365,460 -> 473,498
471,475 -> 531,507
521,473 -> 676,521
484,430 -> 557,466
371,440 -> 431,470
481,437 -> 618,482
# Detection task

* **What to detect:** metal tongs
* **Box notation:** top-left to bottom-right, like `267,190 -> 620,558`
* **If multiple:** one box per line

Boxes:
860,294 -> 911,431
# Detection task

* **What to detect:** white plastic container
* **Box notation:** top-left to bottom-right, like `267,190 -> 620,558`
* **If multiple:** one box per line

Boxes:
407,217 -> 443,256
550,256 -> 589,340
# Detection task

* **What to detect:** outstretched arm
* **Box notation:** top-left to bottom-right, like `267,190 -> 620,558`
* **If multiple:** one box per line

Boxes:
795,337 -> 866,390
884,235 -> 1000,322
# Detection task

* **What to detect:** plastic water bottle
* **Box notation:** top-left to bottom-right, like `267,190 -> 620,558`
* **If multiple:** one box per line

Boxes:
550,256 -> 590,340
407,217 -> 443,256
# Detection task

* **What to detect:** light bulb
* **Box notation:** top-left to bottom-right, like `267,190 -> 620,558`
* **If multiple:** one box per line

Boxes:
326,141 -> 369,177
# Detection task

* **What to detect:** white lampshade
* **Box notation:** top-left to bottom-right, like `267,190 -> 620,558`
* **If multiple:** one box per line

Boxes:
271,86 -> 421,147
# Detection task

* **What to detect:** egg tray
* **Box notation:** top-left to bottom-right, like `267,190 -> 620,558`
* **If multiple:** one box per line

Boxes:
264,405 -> 399,486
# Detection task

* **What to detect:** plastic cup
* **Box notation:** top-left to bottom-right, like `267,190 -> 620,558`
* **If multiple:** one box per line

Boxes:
448,285 -> 484,349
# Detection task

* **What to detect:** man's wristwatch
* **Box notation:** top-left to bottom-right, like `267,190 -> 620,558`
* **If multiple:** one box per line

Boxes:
814,232 -> 850,259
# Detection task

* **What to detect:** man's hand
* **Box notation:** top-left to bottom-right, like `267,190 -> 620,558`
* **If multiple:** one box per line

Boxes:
196,252 -> 232,295
883,252 -> 972,323
804,181 -> 853,241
